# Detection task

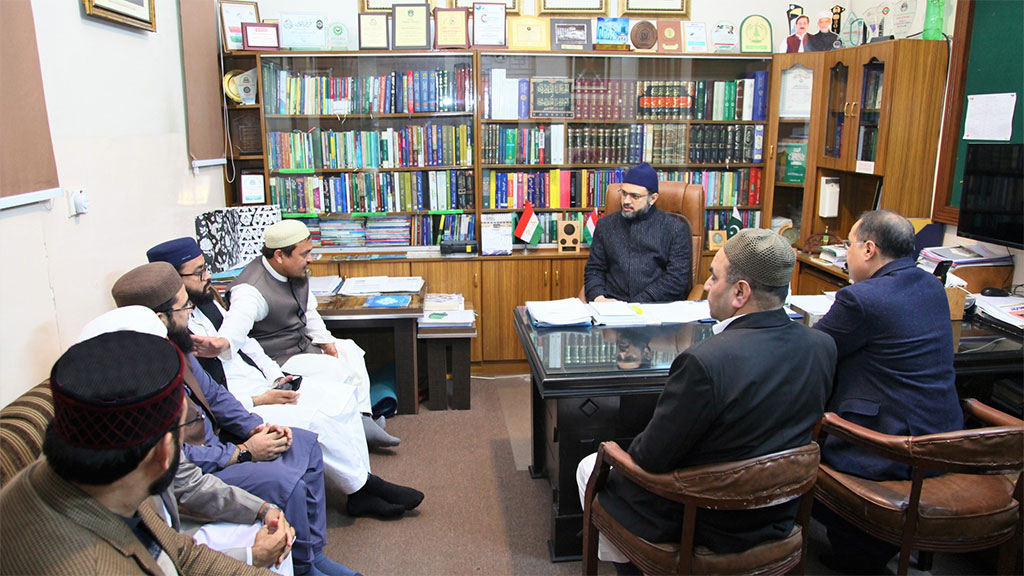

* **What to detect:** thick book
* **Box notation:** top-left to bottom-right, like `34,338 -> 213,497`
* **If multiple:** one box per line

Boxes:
752,70 -> 768,121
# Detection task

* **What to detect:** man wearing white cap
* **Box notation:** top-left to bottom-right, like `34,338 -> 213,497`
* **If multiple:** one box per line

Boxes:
208,219 -> 399,450
807,10 -> 841,52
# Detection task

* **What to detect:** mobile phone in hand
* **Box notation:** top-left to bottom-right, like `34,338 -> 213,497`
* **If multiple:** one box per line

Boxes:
275,375 -> 302,391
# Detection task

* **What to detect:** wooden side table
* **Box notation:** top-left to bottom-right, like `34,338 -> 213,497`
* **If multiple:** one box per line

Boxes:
418,302 -> 477,410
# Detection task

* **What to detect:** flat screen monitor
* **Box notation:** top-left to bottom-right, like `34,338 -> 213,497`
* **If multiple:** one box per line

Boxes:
957,143 -> 1024,250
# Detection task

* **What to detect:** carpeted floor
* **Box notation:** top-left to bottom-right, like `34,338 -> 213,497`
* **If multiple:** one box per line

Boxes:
321,376 -> 995,576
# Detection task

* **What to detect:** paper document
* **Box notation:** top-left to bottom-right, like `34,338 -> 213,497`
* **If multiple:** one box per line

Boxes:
639,301 -> 711,324
419,310 -> 476,327
974,295 -> 1024,330
963,93 -> 1017,141
309,275 -> 342,296
339,276 -> 424,295
526,298 -> 593,327
788,295 -> 835,316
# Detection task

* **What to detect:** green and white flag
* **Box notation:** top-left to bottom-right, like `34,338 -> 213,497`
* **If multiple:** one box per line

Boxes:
727,206 -> 744,238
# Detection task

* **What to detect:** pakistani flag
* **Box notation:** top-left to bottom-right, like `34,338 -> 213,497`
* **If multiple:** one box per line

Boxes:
727,206 -> 744,239
583,208 -> 599,243
514,201 -> 542,244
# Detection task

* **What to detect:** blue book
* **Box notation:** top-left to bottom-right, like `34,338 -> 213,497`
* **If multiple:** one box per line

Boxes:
428,70 -> 438,112
449,170 -> 458,208
752,70 -> 768,122
415,172 -> 424,209
413,71 -> 422,113
518,78 -> 530,119
364,294 -> 412,308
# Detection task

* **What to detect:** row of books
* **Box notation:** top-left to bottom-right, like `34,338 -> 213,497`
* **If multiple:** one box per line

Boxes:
512,212 -> 587,245
312,213 -> 477,248
261,62 -> 474,116
266,124 -> 473,171
566,123 -> 764,166
482,72 -> 768,122
704,209 -> 762,238
538,331 -> 678,368
268,170 -> 474,215
480,124 -> 561,165
672,168 -> 764,207
482,168 -> 625,210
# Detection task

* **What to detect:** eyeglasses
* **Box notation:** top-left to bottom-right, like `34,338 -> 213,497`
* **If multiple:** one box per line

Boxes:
180,265 -> 210,278
169,300 -> 196,313
176,411 -> 205,430
618,189 -> 649,201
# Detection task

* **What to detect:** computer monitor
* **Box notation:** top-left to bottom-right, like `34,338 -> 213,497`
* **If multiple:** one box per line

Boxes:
957,143 -> 1024,250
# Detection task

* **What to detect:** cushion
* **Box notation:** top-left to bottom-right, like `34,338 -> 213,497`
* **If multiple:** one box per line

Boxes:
0,382 -> 54,488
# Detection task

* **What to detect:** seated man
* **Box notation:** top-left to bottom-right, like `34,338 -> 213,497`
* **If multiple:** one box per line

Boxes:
0,330 -> 271,575
812,210 -> 964,571
207,220 -> 398,449
78,306 -> 295,574
584,162 -> 692,303
111,262 -> 359,576
577,229 -> 836,572
147,237 -> 423,519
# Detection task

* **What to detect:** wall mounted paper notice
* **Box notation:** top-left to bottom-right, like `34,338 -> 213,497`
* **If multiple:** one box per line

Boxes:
963,93 -> 1017,141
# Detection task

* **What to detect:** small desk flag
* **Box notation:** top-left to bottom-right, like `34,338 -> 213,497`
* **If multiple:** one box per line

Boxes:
727,206 -> 744,239
515,201 -> 542,244
584,208 -> 598,243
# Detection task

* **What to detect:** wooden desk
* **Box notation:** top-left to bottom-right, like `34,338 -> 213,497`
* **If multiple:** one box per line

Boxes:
793,252 -> 1014,294
318,287 -> 425,415
417,302 -> 477,410
513,307 -> 1022,562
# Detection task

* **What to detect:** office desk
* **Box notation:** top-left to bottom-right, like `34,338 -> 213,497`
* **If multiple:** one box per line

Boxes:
513,307 -> 1022,562
318,288 -> 425,415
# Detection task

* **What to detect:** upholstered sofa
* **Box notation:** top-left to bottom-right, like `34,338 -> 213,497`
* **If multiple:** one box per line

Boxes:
0,382 -> 53,489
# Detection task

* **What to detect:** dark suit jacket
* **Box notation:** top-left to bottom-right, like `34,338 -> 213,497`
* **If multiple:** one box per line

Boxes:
599,308 -> 836,552
0,461 -> 270,575
814,258 -> 962,480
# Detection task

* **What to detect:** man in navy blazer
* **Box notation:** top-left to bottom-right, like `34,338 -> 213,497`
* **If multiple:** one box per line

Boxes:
813,210 -> 962,570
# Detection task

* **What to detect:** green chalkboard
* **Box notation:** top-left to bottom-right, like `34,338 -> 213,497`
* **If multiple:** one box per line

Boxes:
950,0 -> 1023,207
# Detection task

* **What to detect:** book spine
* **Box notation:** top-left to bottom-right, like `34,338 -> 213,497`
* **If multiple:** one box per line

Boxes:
752,70 -> 768,122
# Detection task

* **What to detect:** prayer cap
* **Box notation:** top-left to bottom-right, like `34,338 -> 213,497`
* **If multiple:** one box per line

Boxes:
50,331 -> 185,449
147,237 -> 202,267
623,162 -> 659,194
264,220 -> 310,249
79,306 -> 168,343
723,228 -> 796,287
111,262 -> 182,310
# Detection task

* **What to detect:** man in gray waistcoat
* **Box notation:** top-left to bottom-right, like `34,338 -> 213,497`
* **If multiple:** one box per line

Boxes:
199,220 -> 399,450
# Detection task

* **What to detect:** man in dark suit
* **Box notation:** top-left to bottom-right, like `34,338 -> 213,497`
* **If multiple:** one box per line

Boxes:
577,229 -> 836,573
813,210 -> 962,571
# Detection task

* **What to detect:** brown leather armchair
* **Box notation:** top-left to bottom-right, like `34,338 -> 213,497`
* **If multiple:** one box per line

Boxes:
582,441 -> 820,575
814,398 -> 1024,576
580,181 -> 705,303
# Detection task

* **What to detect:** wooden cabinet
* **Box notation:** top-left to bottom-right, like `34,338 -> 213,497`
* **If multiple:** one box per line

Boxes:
411,260 -> 483,361
335,261 -> 410,279
482,259 -> 552,361
764,52 -> 825,249
550,258 -> 586,301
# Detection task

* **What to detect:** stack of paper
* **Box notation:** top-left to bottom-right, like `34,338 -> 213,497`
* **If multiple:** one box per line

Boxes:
819,245 -> 848,267
919,245 -> 1013,268
339,276 -> 424,295
424,293 -> 465,311
587,301 -> 643,326
418,309 -> 476,328
309,275 -> 342,296
587,301 -> 712,326
974,295 -> 1024,332
526,298 -> 593,327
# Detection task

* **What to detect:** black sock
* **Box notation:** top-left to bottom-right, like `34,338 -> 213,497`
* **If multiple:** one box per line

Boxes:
364,473 -> 424,510
613,561 -> 642,575
346,489 -> 406,518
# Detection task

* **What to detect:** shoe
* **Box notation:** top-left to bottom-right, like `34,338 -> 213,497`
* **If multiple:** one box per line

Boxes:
819,551 -> 889,575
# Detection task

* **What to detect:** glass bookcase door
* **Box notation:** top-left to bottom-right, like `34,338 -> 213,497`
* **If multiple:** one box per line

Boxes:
855,58 -> 885,165
823,60 -> 849,164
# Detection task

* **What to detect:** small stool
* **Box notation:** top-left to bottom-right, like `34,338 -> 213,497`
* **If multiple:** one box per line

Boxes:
417,318 -> 476,411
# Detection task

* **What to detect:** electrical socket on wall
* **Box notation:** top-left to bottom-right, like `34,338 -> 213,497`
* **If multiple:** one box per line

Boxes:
66,188 -> 90,217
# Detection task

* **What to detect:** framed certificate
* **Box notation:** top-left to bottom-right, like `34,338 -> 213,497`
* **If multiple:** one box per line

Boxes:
278,13 -> 327,50
84,0 -> 155,32
434,8 -> 470,49
392,4 -> 430,50
359,12 -> 390,49
620,0 -> 688,17
242,23 -> 280,51
508,17 -> 550,50
538,0 -> 606,15
454,0 -> 519,13
472,3 -> 507,47
220,0 -> 260,52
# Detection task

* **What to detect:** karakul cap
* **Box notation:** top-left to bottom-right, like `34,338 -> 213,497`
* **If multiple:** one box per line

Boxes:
111,262 -> 183,309
623,162 -> 658,194
722,228 -> 795,287
147,237 -> 202,267
264,220 -> 310,249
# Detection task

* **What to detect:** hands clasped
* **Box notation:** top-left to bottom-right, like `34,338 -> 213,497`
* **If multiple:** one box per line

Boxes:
244,424 -> 293,462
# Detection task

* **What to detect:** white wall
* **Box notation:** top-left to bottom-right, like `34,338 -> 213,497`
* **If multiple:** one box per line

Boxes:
0,0 -> 224,404
0,0 -> 968,406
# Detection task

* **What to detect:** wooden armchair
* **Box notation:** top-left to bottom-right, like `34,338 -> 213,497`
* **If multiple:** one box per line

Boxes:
580,181 -> 705,303
582,441 -> 820,575
814,398 -> 1024,575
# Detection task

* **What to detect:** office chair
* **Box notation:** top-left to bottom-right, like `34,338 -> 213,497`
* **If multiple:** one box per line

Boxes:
582,441 -> 820,575
814,398 -> 1023,575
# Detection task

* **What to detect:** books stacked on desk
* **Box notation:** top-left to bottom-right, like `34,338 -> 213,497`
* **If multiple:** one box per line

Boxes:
339,276 -> 424,295
366,215 -> 411,246
818,245 -> 848,268
526,298 -> 593,328
424,293 -> 464,311
974,295 -> 1024,334
918,244 -> 1013,269
320,219 -> 366,247
309,275 -> 343,297
420,293 -> 474,327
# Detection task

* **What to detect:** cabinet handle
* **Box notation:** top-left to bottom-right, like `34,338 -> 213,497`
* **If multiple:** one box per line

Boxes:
554,269 -> 560,286
544,270 -> 549,287
473,272 -> 478,288
769,144 -> 774,159
850,101 -> 859,117
843,101 -> 851,115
